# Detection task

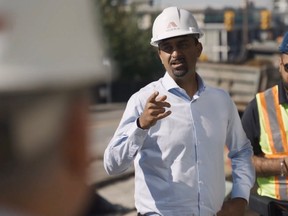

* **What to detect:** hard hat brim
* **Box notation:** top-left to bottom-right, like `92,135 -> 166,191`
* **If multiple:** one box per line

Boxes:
0,66 -> 106,94
150,31 -> 203,47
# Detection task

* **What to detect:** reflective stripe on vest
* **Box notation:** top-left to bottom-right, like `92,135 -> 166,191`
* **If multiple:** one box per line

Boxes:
256,85 -> 288,200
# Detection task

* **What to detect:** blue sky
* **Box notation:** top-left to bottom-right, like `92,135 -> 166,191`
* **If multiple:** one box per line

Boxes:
159,0 -> 272,9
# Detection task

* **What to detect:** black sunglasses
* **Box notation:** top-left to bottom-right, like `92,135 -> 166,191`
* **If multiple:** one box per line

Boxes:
281,58 -> 288,72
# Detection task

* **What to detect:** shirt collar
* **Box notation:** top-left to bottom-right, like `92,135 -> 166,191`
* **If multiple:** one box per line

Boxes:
162,72 -> 205,95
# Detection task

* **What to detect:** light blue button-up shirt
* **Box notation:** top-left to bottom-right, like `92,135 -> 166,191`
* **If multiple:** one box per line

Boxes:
104,72 -> 255,216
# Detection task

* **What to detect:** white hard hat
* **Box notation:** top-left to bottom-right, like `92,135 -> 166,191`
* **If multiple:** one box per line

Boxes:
150,7 -> 203,47
0,0 -> 106,93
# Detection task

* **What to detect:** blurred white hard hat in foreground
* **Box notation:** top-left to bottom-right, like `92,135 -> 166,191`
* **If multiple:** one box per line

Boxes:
0,0 -> 106,93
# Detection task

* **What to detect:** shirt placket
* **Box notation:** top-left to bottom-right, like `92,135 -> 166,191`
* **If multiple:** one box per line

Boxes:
190,96 -> 204,215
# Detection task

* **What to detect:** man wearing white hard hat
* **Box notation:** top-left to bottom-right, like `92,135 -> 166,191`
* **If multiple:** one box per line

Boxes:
104,7 -> 255,216
0,0 -> 106,216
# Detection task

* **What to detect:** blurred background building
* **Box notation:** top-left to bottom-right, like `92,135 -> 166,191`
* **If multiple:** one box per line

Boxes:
95,0 -> 287,113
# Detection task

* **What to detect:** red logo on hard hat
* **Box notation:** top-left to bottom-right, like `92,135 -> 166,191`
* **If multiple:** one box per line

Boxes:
167,22 -> 177,29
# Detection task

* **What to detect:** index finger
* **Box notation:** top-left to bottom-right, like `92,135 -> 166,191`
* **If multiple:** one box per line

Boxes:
147,91 -> 159,103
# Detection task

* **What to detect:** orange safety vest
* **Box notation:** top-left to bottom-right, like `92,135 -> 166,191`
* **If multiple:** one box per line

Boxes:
256,85 -> 288,200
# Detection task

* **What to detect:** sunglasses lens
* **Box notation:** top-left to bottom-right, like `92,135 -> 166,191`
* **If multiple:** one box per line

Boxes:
285,64 -> 288,72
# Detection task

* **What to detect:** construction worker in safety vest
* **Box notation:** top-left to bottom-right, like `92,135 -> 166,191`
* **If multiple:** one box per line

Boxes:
242,31 -> 288,211
0,0 -> 109,216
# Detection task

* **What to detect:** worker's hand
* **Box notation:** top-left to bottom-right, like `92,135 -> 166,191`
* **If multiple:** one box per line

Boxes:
284,157 -> 288,174
138,91 -> 171,130
217,198 -> 247,216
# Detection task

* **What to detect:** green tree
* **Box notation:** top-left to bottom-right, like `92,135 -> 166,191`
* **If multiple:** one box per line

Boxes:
98,0 -> 163,82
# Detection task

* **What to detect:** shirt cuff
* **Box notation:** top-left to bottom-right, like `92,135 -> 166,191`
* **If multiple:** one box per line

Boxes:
231,183 -> 251,203
125,120 -> 148,158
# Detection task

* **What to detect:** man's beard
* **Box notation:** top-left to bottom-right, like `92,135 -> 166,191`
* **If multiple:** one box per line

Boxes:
172,68 -> 189,77
283,80 -> 288,90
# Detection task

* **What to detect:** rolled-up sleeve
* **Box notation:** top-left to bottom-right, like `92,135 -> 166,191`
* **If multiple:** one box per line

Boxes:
226,102 -> 256,202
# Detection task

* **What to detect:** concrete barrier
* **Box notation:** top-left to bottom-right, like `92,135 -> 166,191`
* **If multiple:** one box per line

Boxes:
197,62 -> 269,113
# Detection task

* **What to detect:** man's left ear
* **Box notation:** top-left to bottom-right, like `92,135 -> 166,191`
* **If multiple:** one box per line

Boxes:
196,42 -> 203,58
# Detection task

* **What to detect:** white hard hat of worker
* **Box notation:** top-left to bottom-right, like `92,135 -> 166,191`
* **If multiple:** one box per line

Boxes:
0,0 -> 106,93
150,6 -> 203,47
